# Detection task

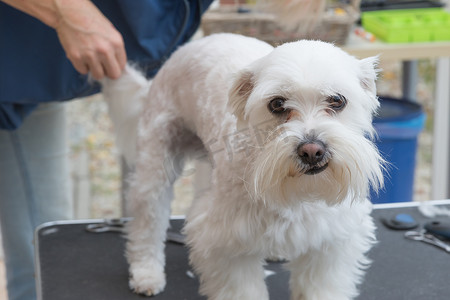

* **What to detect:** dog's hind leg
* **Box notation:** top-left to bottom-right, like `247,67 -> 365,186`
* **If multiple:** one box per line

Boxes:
125,114 -> 191,296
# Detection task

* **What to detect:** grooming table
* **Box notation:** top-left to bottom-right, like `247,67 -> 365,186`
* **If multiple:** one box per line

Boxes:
35,200 -> 450,300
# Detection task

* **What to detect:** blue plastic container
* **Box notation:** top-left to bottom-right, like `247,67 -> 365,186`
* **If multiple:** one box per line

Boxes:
370,97 -> 426,204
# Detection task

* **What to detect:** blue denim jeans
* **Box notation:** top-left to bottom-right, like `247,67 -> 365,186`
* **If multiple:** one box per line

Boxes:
0,103 -> 73,300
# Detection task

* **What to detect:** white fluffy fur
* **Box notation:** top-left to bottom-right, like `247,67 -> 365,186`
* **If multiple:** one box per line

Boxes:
102,33 -> 384,300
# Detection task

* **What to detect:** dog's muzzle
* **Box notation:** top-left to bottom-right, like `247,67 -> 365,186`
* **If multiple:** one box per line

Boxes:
297,140 -> 330,175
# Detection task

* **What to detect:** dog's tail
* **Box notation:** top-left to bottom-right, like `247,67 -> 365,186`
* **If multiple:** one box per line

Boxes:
101,65 -> 151,167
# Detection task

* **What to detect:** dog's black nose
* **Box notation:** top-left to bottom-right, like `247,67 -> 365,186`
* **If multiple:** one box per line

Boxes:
297,142 -> 326,165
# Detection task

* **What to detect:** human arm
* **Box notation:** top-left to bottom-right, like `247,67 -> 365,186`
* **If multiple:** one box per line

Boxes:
1,0 -> 126,79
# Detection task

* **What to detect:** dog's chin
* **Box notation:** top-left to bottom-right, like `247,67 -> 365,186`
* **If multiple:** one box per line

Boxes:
288,162 -> 329,177
304,163 -> 329,175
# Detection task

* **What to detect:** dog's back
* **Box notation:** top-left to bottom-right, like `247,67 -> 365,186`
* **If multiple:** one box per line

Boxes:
103,34 -> 273,166
146,33 -> 274,141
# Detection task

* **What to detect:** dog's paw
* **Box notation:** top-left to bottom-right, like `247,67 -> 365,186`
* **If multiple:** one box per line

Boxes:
129,263 -> 166,296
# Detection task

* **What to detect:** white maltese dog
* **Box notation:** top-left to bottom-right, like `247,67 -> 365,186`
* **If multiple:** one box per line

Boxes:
103,33 -> 384,300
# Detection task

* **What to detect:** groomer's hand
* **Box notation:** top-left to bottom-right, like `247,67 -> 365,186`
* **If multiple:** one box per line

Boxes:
54,0 -> 126,79
2,0 -> 127,79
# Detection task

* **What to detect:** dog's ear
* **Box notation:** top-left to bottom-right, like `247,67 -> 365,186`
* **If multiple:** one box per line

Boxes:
358,56 -> 380,96
228,70 -> 255,129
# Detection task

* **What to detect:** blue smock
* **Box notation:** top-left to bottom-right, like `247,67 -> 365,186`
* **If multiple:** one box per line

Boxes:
0,0 -> 213,130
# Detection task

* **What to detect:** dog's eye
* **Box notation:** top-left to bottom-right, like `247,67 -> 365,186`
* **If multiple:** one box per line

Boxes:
268,98 -> 287,114
327,94 -> 347,111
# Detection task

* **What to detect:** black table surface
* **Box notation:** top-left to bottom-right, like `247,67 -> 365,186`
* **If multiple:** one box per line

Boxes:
35,201 -> 450,300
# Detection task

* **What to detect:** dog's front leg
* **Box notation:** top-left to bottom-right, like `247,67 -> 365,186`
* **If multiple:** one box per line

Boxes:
287,240 -> 371,300
125,166 -> 173,296
287,208 -> 376,300
190,250 -> 269,300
